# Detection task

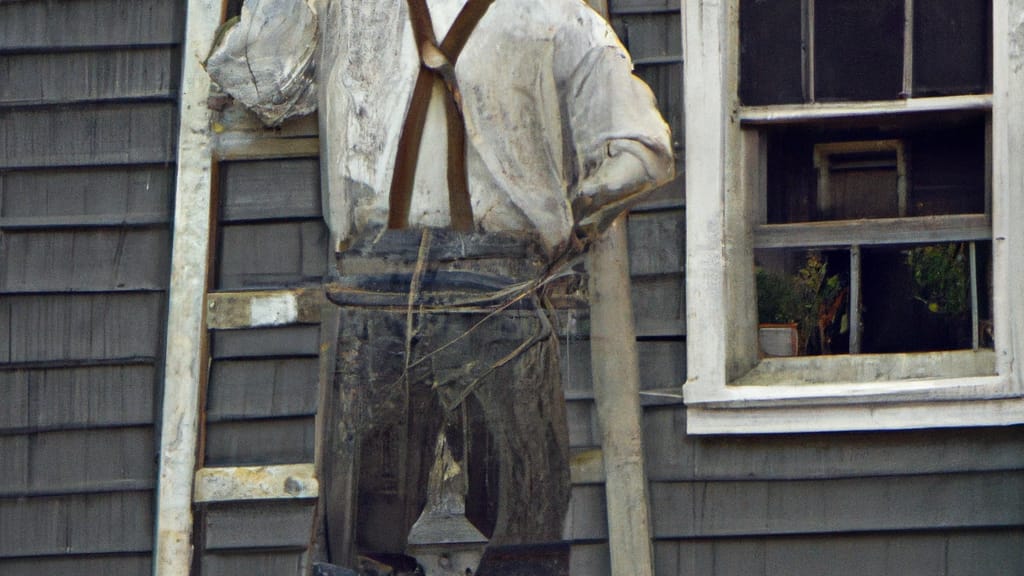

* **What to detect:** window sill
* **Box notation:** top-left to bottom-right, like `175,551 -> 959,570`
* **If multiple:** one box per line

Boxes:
738,94 -> 993,125
683,350 -> 1024,434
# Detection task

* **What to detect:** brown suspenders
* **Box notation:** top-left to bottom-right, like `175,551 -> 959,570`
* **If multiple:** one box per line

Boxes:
387,0 -> 495,232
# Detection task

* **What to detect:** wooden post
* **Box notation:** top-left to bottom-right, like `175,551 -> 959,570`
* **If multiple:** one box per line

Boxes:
154,0 -> 221,574
587,216 -> 655,576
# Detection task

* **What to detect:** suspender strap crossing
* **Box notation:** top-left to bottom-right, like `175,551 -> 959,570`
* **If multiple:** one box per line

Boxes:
387,0 -> 496,232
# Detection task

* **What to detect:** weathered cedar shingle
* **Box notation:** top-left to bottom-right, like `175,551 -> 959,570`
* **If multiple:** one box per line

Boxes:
0,491 -> 153,557
0,294 -> 165,364
0,167 -> 173,221
0,427 -> 153,497
649,471 -> 1024,538
0,365 -> 155,432
0,554 -> 152,576
202,500 -> 317,550
201,551 -> 307,576
0,48 -> 180,106
628,210 -> 685,276
563,484 -> 608,541
204,417 -> 316,467
0,103 -> 177,169
207,358 -> 319,421
1,228 -> 170,292
0,0 -> 183,51
632,274 -> 686,337
220,159 -> 322,222
210,326 -> 322,360
216,220 -> 329,289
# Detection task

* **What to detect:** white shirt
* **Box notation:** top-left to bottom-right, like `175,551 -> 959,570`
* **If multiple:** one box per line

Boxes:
207,0 -> 673,255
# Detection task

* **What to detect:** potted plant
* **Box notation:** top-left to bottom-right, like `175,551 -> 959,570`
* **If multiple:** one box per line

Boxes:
757,252 -> 848,356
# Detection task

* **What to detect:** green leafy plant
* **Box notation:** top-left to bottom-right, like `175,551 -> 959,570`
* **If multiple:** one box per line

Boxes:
756,252 -> 848,355
906,243 -> 969,315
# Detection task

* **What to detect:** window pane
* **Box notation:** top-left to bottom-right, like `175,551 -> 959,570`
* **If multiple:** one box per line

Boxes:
755,248 -> 851,356
739,0 -> 805,105
908,120 -> 987,216
814,0 -> 904,101
914,0 -> 990,96
860,243 -> 984,353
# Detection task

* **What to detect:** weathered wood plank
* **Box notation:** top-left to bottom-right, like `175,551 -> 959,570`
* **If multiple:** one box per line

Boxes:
566,399 -> 599,448
0,48 -> 179,105
194,464 -> 318,502
207,358 -> 319,421
0,103 -> 177,169
0,294 -> 165,364
0,427 -> 154,497
206,289 -> 326,330
202,500 -> 317,550
654,530 -> 1024,576
753,214 -> 991,249
220,159 -> 321,222
0,365 -> 154,432
204,417 -> 316,467
632,274 -> 686,337
210,326 -> 322,359
563,484 -> 608,541
201,551 -> 306,576
628,209 -> 685,275
0,167 -> 173,222
569,543 -> 611,576
0,0 -> 183,50
650,471 -> 1024,538
1,228 -> 170,292
0,554 -> 152,576
612,12 -> 682,61
216,220 -> 329,290
0,491 -> 153,557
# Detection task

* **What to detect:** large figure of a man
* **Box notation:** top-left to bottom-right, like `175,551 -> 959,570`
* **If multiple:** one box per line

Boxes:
207,0 -> 672,571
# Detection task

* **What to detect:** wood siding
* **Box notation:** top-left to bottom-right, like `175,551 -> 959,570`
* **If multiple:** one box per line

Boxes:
0,0 -> 182,573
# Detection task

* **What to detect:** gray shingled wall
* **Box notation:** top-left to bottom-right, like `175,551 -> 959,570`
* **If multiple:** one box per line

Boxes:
0,0 -> 183,573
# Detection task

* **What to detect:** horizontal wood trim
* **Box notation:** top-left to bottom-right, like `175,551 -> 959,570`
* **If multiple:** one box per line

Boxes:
0,491 -> 153,557
650,471 -> 1024,539
206,289 -> 327,330
0,103 -> 178,169
201,500 -> 317,550
194,464 -> 318,503
0,365 -> 155,432
754,214 -> 991,249
0,0 -> 183,51
739,94 -> 993,125
0,48 -> 179,105
213,135 -> 320,162
0,427 -> 154,497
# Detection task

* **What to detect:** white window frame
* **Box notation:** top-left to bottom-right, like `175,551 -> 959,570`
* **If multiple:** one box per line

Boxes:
681,0 -> 1024,434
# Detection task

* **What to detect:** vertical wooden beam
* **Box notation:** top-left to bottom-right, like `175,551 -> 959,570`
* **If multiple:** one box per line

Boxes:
154,1 -> 222,574
683,0 -> 731,400
991,0 -> 1024,388
587,218 -> 655,576
583,3 -> 655,575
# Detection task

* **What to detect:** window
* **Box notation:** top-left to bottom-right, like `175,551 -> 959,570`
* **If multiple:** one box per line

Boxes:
682,0 -> 1024,433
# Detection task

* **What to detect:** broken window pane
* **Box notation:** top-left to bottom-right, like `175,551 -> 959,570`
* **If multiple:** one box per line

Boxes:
914,0 -> 991,96
814,0 -> 904,101
739,0 -> 805,105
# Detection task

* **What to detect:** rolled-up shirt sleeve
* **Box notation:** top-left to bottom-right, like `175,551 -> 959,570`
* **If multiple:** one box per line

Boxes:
559,25 -> 674,219
205,0 -> 320,126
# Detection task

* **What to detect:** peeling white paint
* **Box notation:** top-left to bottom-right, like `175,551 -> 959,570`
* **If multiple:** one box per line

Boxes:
249,293 -> 299,326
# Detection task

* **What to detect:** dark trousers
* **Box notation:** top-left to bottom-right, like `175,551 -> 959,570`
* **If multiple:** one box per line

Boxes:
324,229 -> 571,571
